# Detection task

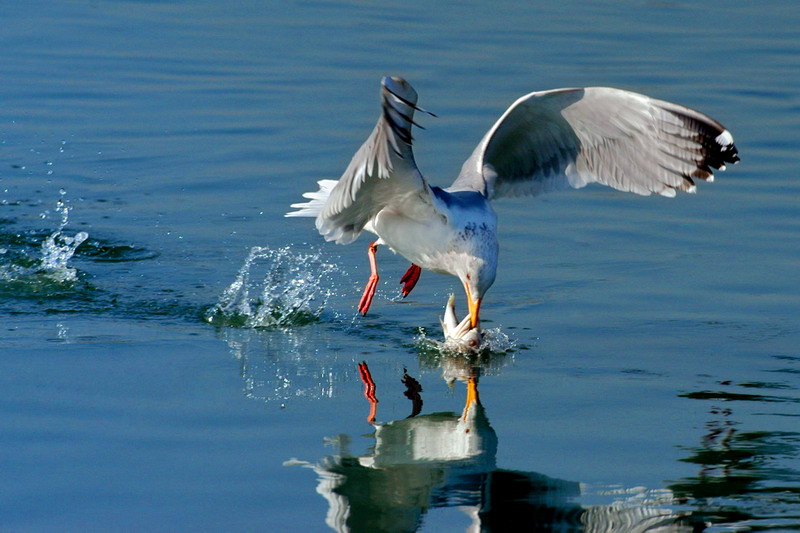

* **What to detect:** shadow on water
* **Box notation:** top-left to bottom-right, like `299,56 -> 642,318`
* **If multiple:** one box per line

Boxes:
285,353 -> 701,533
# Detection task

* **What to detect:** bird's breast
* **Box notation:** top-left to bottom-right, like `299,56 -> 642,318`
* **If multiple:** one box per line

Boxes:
372,199 -> 498,279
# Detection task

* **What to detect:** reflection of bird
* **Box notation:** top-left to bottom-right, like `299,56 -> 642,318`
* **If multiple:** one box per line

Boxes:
287,77 -> 739,328
302,363 -> 697,532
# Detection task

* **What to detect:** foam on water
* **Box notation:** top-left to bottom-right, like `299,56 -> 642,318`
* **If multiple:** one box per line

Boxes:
205,245 -> 343,328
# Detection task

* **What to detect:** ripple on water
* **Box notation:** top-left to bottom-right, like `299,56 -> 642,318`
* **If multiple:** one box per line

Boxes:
77,239 -> 159,263
0,196 -> 161,317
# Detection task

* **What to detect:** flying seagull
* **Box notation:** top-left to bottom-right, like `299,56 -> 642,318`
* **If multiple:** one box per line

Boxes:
286,76 -> 739,330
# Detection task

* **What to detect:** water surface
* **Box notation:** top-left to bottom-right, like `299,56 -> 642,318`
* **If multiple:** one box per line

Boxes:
1,1 -> 798,531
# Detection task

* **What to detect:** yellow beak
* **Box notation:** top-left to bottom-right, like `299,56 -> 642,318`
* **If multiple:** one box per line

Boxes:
464,282 -> 481,329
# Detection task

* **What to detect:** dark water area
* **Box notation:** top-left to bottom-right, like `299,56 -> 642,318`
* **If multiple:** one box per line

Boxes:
1,1 -> 798,531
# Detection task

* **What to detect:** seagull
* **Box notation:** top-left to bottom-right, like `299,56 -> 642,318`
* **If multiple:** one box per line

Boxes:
286,76 -> 739,330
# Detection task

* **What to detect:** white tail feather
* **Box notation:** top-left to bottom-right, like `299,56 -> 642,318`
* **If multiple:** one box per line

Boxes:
285,179 -> 338,218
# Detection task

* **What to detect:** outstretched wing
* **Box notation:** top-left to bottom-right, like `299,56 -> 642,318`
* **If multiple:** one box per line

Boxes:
286,77 -> 433,245
450,87 -> 739,200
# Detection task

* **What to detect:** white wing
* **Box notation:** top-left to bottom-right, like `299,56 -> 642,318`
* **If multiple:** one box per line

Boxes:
451,87 -> 740,200
286,77 -> 434,245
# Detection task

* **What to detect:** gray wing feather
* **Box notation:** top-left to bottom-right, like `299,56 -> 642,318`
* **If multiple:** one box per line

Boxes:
451,87 -> 739,200
287,77 -> 430,245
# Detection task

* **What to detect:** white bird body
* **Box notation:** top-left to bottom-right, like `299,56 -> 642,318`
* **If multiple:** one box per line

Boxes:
286,76 -> 739,332
370,189 -> 497,282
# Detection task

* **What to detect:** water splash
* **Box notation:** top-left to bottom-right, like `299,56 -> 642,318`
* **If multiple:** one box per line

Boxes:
0,195 -> 87,286
205,245 -> 343,328
415,326 -> 517,357
38,198 -> 88,282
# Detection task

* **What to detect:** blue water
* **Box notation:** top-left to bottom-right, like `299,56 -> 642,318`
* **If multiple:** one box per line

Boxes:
1,1 -> 798,531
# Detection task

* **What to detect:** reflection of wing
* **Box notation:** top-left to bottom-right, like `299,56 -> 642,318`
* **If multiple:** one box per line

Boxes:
451,87 -> 739,199
581,504 -> 695,533
286,77 -> 435,245
311,453 -> 696,532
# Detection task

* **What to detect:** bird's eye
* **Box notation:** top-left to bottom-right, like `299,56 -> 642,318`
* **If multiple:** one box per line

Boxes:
468,339 -> 478,347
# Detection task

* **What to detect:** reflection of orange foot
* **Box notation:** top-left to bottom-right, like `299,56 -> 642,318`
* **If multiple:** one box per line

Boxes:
399,263 -> 421,297
358,361 -> 378,422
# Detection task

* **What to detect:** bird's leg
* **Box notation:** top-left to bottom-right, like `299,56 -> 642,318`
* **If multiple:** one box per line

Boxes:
462,376 -> 480,420
399,263 -> 421,298
463,282 -> 482,329
357,241 -> 380,316
358,361 -> 378,423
